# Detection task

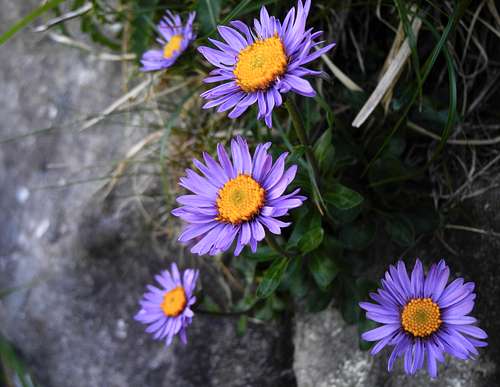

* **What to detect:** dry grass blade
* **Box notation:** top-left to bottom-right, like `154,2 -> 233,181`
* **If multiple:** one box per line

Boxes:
102,130 -> 163,198
472,11 -> 500,39
487,0 -> 500,26
380,22 -> 407,112
33,2 -> 93,32
48,32 -> 137,61
352,16 -> 422,128
408,121 -> 500,145
445,224 -> 500,238
319,50 -> 363,92
80,74 -> 159,131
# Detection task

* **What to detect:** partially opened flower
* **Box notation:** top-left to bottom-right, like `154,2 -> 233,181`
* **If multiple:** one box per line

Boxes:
172,136 -> 305,256
198,0 -> 335,127
360,259 -> 487,378
140,11 -> 196,72
135,263 -> 199,346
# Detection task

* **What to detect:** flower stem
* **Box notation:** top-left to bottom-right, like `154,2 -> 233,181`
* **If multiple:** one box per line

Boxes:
284,99 -> 320,179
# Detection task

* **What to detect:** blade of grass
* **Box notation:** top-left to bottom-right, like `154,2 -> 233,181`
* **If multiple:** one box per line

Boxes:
158,86 -> 203,204
369,14 -> 459,188
362,0 -> 471,178
197,0 -> 275,41
0,0 -> 66,46
275,116 -> 326,216
352,15 -> 421,128
33,2 -> 93,32
0,336 -> 36,387
394,1 -> 423,102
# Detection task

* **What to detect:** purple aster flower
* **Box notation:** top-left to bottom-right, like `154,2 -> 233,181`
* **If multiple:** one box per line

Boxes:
135,263 -> 199,346
360,259 -> 487,378
171,136 -> 306,256
197,0 -> 335,127
140,11 -> 196,72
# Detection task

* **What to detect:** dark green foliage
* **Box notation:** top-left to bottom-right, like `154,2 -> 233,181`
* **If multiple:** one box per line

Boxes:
308,253 -> 339,290
131,0 -> 159,59
298,227 -> 324,254
0,335 -> 36,387
6,0 -> 494,348
0,0 -> 65,45
325,183 -> 364,210
384,214 -> 415,247
339,221 -> 376,251
256,257 -> 289,299
196,0 -> 222,35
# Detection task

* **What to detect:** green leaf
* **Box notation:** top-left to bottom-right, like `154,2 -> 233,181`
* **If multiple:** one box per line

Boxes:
308,254 -> 339,289
197,0 -> 222,35
198,295 -> 221,312
329,205 -> 363,225
325,183 -> 364,210
256,257 -> 289,298
130,0 -> 159,59
0,335 -> 36,387
298,227 -> 324,254
245,245 -> 280,262
0,0 -> 65,46
385,215 -> 415,247
315,94 -> 335,129
254,298 -> 274,320
281,257 -> 309,298
306,287 -> 333,313
236,315 -> 248,336
271,295 -> 286,311
368,157 -> 410,189
313,128 -> 335,172
340,280 -> 360,324
355,278 -> 378,298
287,209 -> 320,249
339,221 -> 376,251
218,0 -> 251,26
287,145 -> 306,165
357,319 -> 377,351
322,237 -> 344,259
233,294 -> 257,313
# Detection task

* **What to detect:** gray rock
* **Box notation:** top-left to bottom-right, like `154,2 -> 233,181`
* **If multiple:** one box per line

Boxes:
2,2 -> 500,387
294,308 -> 377,387
0,1 -> 295,386
294,189 -> 500,387
294,308 -> 495,387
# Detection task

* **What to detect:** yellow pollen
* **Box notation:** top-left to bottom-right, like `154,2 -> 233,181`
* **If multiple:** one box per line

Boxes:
163,35 -> 183,59
160,287 -> 187,317
233,35 -> 288,92
401,298 -> 442,338
216,174 -> 265,224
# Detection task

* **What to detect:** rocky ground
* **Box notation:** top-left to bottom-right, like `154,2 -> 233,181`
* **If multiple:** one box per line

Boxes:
0,1 -> 498,386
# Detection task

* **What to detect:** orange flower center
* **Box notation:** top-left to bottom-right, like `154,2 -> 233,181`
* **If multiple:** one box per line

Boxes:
163,35 -> 183,59
401,298 -> 442,337
216,174 -> 265,224
160,286 -> 187,317
233,35 -> 288,92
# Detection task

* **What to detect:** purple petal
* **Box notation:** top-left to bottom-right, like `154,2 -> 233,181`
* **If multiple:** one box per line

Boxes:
362,324 -> 400,341
217,143 -> 235,179
250,220 -> 266,241
218,26 -> 247,50
410,259 -> 424,298
283,74 -> 316,97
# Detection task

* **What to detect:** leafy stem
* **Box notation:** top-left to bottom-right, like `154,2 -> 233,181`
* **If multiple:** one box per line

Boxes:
284,99 -> 320,180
